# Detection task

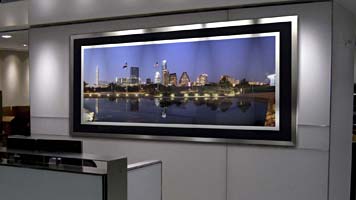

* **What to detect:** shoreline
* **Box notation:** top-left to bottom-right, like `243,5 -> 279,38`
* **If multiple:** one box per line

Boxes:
83,92 -> 275,100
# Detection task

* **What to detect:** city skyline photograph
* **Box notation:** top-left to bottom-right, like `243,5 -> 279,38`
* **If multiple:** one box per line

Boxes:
81,34 -> 278,128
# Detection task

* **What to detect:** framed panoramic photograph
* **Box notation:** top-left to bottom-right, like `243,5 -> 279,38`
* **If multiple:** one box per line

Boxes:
71,16 -> 298,146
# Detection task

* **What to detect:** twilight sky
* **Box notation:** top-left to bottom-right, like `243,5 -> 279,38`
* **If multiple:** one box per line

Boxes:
83,36 -> 276,85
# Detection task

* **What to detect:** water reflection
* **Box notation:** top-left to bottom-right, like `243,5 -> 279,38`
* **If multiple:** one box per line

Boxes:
237,101 -> 252,113
84,97 -> 275,126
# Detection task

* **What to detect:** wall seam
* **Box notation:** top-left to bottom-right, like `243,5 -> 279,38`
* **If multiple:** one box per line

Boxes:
327,1 -> 334,200
225,9 -> 230,200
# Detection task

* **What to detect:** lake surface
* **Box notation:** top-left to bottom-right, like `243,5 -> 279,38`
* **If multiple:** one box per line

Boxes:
83,97 -> 272,126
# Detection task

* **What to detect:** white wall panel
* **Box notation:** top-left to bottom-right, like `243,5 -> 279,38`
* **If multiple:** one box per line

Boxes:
296,125 -> 330,151
0,51 -> 29,106
29,0 -> 296,26
0,1 -> 28,31
227,146 -> 328,200
83,138 -> 226,200
329,3 -> 355,200
31,117 -> 69,135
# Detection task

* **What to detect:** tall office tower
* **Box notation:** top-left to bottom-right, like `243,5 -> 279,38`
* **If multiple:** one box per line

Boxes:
96,65 -> 99,86
197,73 -> 208,86
154,71 -> 161,84
161,60 -> 169,86
162,69 -> 170,86
179,72 -> 191,87
130,67 -> 140,85
169,73 -> 177,86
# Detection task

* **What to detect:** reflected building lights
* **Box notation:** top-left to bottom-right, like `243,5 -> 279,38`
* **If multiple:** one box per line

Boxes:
95,98 -> 99,114
154,98 -> 160,107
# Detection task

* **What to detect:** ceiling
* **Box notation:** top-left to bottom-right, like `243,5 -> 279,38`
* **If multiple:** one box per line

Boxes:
0,30 -> 28,51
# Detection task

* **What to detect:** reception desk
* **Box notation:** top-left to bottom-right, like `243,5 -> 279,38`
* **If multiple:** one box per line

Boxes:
0,149 -> 127,200
2,135 -> 163,200
0,147 -> 162,200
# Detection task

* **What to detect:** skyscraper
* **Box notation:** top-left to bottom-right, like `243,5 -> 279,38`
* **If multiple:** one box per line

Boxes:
197,73 -> 208,86
162,69 -> 170,86
161,60 -> 169,86
179,72 -> 191,87
154,71 -> 161,84
96,65 -> 99,86
130,67 -> 139,85
169,73 -> 177,86
130,67 -> 139,78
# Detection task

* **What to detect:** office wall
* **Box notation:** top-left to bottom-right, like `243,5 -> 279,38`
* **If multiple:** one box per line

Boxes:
28,0 -> 298,26
0,50 -> 29,107
30,2 -> 334,200
0,1 -> 28,31
329,3 -> 355,200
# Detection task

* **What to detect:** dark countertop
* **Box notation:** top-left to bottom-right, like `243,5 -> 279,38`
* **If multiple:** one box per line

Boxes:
0,148 -> 126,175
0,147 -> 123,162
5,135 -> 162,174
0,159 -> 108,175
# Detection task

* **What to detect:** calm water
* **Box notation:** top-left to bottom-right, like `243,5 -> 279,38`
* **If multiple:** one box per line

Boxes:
84,97 -> 270,126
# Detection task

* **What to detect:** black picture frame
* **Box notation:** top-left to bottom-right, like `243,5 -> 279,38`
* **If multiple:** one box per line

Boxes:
70,16 -> 297,146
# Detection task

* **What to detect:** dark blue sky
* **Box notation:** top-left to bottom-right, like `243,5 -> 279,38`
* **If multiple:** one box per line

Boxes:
83,36 -> 276,85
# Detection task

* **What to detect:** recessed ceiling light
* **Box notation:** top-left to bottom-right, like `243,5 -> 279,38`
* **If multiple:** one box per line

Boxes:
1,35 -> 12,39
23,44 -> 27,47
